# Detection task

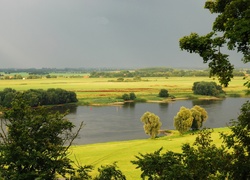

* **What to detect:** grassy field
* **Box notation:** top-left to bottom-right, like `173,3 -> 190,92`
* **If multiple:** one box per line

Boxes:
0,76 -> 248,105
69,128 -> 230,179
0,76 -> 240,178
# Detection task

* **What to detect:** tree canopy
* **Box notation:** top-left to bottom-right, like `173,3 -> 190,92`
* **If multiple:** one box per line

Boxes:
174,107 -> 193,134
0,98 -> 83,179
140,112 -> 162,139
179,0 -> 250,87
0,88 -> 78,108
191,105 -> 208,130
192,81 -> 225,96
174,106 -> 208,133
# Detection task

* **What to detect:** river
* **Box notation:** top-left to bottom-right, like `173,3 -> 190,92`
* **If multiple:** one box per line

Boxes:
60,97 -> 250,145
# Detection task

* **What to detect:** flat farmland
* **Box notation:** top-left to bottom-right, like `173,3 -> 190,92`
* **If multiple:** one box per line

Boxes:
0,76 -> 248,105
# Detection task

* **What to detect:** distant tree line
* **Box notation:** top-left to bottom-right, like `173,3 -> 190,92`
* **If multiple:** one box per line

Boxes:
0,88 -> 78,108
0,67 -> 246,80
0,67 -> 119,75
89,68 -> 245,78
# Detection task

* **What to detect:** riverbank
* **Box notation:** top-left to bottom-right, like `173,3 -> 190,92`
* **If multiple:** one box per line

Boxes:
84,96 -> 225,106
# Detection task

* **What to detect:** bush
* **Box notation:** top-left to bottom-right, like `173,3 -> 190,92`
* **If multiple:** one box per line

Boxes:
122,93 -> 130,101
117,78 -> 124,82
192,81 -> 224,96
159,89 -> 169,97
129,92 -> 136,100
122,92 -> 136,101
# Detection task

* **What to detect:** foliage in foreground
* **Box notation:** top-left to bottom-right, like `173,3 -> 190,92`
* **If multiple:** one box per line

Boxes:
0,98 -> 83,179
70,163 -> 126,180
179,0 -> 250,87
94,162 -> 126,180
0,98 -> 126,180
133,101 -> 250,179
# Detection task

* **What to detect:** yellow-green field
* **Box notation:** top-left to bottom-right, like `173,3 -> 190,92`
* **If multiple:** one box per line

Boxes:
69,128 -> 230,179
0,76 -> 241,178
0,76 -> 248,105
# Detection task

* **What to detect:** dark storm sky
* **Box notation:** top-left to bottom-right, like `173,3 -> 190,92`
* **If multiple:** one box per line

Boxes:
0,0 -> 247,69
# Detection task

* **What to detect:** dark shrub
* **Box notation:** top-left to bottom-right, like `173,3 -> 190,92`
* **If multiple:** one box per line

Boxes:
122,93 -> 130,101
159,89 -> 169,98
129,92 -> 136,100
192,81 -> 224,96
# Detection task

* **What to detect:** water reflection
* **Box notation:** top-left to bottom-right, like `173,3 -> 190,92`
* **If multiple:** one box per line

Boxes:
159,103 -> 169,109
123,102 -> 135,108
192,99 -> 223,106
49,104 -> 77,114
64,98 -> 249,145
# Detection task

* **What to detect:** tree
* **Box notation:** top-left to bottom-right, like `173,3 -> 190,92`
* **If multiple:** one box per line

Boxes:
122,92 -> 136,101
174,106 -> 193,134
0,88 -> 78,108
129,92 -> 136,100
191,105 -> 208,130
159,89 -> 169,98
179,0 -> 250,87
0,88 -> 17,108
220,100 -> 250,179
0,97 -> 83,179
192,81 -> 224,96
140,112 -> 162,139
94,162 -> 126,180
131,148 -> 190,180
122,93 -> 130,101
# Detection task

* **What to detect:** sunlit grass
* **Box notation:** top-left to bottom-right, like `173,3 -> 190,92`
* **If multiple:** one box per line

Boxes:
0,76 -> 248,105
69,127 -> 230,179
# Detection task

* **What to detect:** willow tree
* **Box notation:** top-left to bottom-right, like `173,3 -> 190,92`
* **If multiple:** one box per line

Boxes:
191,105 -> 208,130
174,107 -> 193,134
140,112 -> 162,139
179,0 -> 250,87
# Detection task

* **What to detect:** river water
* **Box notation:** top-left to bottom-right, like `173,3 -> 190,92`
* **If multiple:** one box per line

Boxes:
62,98 -> 249,145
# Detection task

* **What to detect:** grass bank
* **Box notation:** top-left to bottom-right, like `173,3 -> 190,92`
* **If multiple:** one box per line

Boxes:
69,127 -> 230,179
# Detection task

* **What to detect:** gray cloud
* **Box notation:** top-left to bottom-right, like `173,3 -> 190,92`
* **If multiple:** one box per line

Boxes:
0,0 -> 247,69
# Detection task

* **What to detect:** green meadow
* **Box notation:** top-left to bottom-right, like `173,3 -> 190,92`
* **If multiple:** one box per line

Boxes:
69,128 -> 230,179
0,76 -> 248,105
